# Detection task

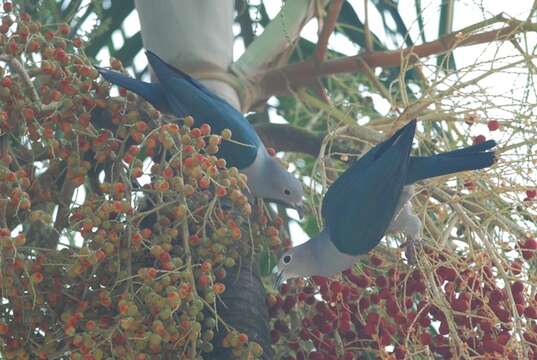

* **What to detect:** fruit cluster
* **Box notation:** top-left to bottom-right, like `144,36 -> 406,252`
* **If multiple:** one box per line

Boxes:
269,243 -> 537,359
0,6 -> 281,359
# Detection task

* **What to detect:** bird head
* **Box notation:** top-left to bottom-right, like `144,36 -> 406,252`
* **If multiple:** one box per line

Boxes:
272,243 -> 313,288
243,149 -> 304,216
273,230 -> 361,288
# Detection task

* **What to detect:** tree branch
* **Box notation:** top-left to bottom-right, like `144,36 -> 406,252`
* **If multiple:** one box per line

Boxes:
258,21 -> 537,98
315,0 -> 343,63
254,123 -> 365,157
255,123 -> 324,156
235,0 -> 255,46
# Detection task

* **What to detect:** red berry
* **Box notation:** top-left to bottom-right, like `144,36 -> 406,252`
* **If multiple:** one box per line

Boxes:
308,351 -> 324,360
375,275 -> 387,288
489,289 -> 505,303
463,179 -> 475,190
520,237 -> 537,260
419,332 -> 432,345
473,135 -> 486,145
1,76 -> 12,87
527,189 -> 536,199
370,254 -> 383,266
487,119 -> 500,131
3,2 -> 13,12
198,274 -> 209,288
436,266 -> 457,282
510,280 -> 524,294
524,306 -> 537,319
511,259 -> 523,275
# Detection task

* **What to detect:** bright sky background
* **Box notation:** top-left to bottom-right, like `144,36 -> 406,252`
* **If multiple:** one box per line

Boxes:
88,0 -> 536,247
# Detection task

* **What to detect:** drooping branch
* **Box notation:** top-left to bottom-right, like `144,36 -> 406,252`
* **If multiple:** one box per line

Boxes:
258,20 -> 537,99
255,123 -> 325,157
235,0 -> 255,46
314,0 -> 343,63
254,123 -> 366,158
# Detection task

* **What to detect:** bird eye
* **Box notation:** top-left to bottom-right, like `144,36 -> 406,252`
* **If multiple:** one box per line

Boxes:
283,255 -> 292,264
284,189 -> 291,196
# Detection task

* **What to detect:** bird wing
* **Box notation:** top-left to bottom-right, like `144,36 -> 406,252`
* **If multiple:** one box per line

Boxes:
322,120 -> 416,255
145,50 -> 259,169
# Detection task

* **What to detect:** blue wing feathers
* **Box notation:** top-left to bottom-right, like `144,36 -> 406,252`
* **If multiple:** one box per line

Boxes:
98,51 -> 261,169
323,120 -> 417,255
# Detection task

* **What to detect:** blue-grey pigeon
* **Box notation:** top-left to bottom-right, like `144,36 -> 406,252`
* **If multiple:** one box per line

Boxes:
274,120 -> 496,285
98,50 -> 304,213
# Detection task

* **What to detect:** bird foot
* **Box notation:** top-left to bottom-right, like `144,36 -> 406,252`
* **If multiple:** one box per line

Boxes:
404,236 -> 422,265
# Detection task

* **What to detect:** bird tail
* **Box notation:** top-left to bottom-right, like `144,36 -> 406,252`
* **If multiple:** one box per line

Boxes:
144,50 -> 218,97
406,140 -> 496,184
96,67 -> 170,113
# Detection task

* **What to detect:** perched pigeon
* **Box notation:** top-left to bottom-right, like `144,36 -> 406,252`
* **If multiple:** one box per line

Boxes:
98,50 -> 304,213
274,120 -> 496,285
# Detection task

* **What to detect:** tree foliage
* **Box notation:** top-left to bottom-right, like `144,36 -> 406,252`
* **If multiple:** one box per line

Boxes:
0,1 -> 536,359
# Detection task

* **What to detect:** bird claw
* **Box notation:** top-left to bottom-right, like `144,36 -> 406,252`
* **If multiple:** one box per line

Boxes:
404,236 -> 421,265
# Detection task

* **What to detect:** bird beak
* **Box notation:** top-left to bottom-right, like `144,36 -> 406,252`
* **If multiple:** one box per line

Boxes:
295,204 -> 304,219
272,266 -> 284,289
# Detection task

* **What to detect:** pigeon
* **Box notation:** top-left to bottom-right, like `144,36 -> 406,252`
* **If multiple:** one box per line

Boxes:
98,50 -> 304,214
274,120 -> 496,285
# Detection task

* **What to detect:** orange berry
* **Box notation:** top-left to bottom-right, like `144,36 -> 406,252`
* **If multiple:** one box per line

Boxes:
198,176 -> 210,189
128,145 -> 140,156
31,272 -> 44,283
238,333 -> 248,344
58,23 -> 70,35
146,267 -> 157,279
216,186 -> 227,197
110,58 -> 122,70
156,180 -> 169,192
166,123 -> 179,134
72,37 -> 83,48
141,228 -> 152,238
200,123 -> 211,136
201,260 -> 212,273
113,182 -> 126,194
22,107 -> 34,120
162,167 -> 173,178
85,320 -> 96,331
0,322 -> 8,335
132,167 -> 143,178
213,282 -> 225,295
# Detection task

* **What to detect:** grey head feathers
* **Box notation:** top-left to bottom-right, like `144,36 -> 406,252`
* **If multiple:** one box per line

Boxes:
242,147 -> 304,215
